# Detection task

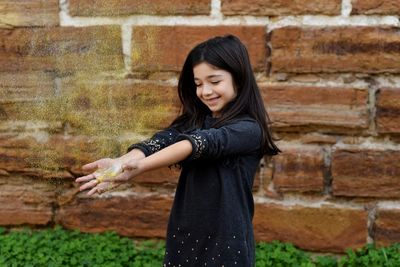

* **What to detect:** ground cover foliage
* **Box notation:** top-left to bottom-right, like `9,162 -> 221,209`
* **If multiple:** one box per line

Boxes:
0,226 -> 399,266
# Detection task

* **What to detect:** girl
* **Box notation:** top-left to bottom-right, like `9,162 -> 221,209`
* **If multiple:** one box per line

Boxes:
76,34 -> 280,266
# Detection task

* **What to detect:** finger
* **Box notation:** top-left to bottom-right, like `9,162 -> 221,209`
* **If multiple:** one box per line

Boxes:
91,183 -> 108,195
96,182 -> 109,191
87,186 -> 98,196
107,182 -> 119,191
75,173 -> 95,183
79,179 -> 98,191
82,160 -> 102,171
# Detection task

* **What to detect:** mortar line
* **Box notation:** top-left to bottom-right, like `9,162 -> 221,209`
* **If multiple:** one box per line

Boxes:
210,0 -> 223,19
254,195 -> 365,209
121,24 -> 133,73
322,145 -> 333,196
341,0 -> 352,17
255,158 -> 266,197
367,80 -> 379,136
59,13 -> 398,28
366,204 -> 377,244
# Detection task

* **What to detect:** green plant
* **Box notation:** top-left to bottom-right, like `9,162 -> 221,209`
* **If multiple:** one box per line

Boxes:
256,241 -> 315,267
0,226 -> 164,267
1,226 -> 400,266
338,243 -> 400,267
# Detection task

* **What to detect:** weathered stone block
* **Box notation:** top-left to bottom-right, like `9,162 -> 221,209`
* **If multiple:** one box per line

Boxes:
352,0 -> 400,15
69,0 -> 210,16
373,208 -> 400,246
272,145 -> 324,193
376,88 -> 400,134
0,0 -> 59,27
222,0 -> 341,16
56,194 -> 173,238
261,85 -> 369,132
132,26 -> 267,71
0,176 -> 56,225
254,203 -> 368,252
0,72 -> 54,103
0,26 -> 124,73
271,27 -> 400,73
332,147 -> 400,198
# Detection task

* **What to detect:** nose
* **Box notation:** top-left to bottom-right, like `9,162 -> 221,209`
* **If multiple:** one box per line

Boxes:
202,84 -> 213,96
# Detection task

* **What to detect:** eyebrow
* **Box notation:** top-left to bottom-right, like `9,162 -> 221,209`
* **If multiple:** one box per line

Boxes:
194,74 -> 223,80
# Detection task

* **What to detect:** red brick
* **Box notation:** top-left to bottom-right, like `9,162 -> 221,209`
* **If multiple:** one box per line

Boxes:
332,147 -> 400,198
0,72 -> 54,103
261,85 -> 369,132
271,27 -> 400,73
272,145 -> 324,193
56,194 -> 173,238
0,0 -> 59,27
0,176 -> 55,225
0,134 -> 96,178
3,77 -> 179,134
134,167 -> 180,185
300,133 -> 338,144
60,78 -> 180,132
373,208 -> 400,246
254,203 -> 368,252
0,26 -> 123,73
69,0 -> 210,16
376,88 -> 400,134
222,0 -> 341,16
132,26 -> 267,72
352,0 -> 400,15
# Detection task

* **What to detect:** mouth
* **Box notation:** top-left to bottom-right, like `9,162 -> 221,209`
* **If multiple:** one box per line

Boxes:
205,96 -> 220,105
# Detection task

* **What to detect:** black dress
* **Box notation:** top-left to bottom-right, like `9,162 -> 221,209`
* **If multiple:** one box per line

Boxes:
128,115 -> 262,267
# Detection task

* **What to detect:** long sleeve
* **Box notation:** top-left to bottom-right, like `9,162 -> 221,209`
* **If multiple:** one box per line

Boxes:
175,118 -> 262,161
127,128 -> 180,157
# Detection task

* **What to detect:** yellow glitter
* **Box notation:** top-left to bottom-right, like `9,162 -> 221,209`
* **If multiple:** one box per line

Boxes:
94,163 -> 122,183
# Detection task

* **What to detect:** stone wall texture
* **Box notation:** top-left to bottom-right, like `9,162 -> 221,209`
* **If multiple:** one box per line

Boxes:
1,0 -> 400,255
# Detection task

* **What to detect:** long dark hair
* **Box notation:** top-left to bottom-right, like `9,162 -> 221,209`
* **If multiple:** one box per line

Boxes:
169,34 -> 280,156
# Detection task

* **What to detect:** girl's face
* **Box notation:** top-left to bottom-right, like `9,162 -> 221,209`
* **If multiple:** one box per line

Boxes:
193,62 -> 237,118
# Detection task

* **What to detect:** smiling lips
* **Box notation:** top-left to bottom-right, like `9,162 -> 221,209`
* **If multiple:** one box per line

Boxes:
205,96 -> 220,105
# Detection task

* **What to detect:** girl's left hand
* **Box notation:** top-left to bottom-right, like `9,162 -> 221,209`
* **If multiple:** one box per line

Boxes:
101,159 -> 142,183
86,181 -> 120,196
75,158 -> 137,195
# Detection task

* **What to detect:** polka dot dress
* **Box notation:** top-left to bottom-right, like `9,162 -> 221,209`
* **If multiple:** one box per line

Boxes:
129,116 -> 262,267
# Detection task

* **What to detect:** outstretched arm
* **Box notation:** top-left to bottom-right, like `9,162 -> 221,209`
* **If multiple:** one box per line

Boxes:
103,140 -> 192,183
76,127 -> 185,195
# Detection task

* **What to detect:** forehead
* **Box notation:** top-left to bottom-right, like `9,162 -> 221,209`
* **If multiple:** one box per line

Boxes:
193,62 -> 228,79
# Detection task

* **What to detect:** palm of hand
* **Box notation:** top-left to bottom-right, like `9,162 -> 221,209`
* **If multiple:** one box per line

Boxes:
75,158 -> 121,195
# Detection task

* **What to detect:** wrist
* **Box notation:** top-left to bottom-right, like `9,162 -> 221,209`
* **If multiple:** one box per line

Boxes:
118,149 -> 145,164
136,158 -> 147,174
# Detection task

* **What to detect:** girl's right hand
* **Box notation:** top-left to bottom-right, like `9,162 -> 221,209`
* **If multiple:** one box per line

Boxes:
75,158 -> 121,195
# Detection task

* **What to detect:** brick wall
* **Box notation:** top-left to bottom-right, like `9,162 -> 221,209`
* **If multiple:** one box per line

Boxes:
0,0 -> 400,255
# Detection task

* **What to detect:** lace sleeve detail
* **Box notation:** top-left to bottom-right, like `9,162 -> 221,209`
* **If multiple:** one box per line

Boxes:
175,132 -> 208,161
189,134 -> 207,160
127,130 -> 178,156
175,118 -> 262,161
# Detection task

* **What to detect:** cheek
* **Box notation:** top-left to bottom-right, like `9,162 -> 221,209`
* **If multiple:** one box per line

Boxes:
196,87 -> 202,98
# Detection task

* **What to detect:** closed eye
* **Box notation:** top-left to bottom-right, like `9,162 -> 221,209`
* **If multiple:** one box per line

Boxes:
211,81 -> 221,84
